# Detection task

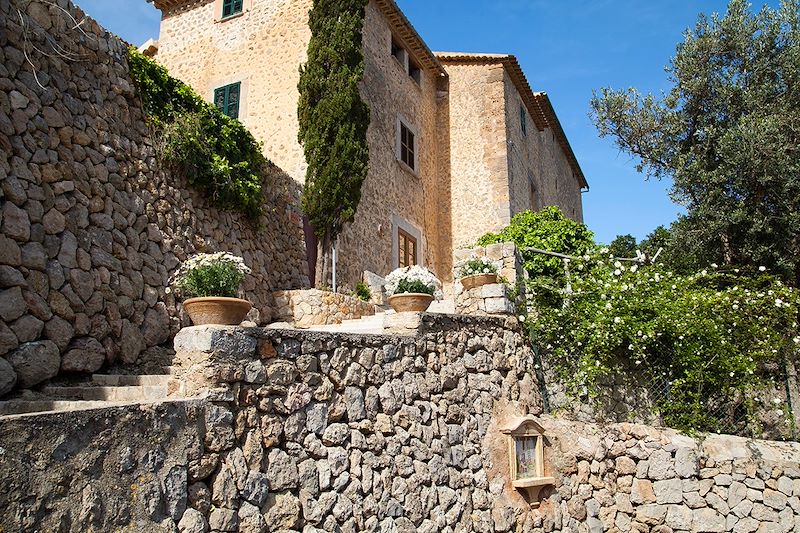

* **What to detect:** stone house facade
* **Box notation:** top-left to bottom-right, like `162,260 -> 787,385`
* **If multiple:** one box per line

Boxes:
148,0 -> 588,287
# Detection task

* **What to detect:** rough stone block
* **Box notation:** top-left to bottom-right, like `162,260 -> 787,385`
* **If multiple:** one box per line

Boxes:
383,311 -> 422,332
484,297 -> 514,315
479,283 -> 507,299
174,326 -> 257,358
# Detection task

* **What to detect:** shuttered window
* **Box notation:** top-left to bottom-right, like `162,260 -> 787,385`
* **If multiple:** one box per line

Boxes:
398,229 -> 417,268
214,82 -> 241,119
222,0 -> 243,19
520,105 -> 528,136
400,122 -> 415,170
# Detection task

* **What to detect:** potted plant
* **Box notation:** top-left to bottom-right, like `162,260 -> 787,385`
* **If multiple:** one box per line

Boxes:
384,266 -> 442,313
459,257 -> 500,290
169,252 -> 253,325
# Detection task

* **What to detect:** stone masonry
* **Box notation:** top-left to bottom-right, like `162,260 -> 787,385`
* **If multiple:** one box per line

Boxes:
3,315 -> 800,532
0,0 -> 309,395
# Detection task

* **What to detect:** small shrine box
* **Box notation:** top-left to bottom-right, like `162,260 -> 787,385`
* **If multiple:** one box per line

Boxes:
501,416 -> 555,505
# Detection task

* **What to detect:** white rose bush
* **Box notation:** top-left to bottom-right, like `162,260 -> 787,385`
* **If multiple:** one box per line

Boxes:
169,252 -> 252,299
385,265 -> 443,300
530,250 -> 800,435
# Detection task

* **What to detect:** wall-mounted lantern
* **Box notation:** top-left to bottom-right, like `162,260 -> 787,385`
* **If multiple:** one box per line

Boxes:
501,416 -> 555,506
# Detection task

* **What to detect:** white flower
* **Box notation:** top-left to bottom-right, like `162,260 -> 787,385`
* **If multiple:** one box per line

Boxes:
775,298 -> 784,307
773,398 -> 782,404
630,265 -> 638,273
518,315 -> 526,322
385,265 -> 442,299
654,273 -> 661,282
759,266 -> 767,272
614,317 -> 621,324
605,303 -> 612,310
614,261 -> 622,269
614,269 -> 622,276
711,263 -> 718,268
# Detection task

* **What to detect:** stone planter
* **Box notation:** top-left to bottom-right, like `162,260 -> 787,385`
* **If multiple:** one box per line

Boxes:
388,293 -> 434,313
460,272 -> 499,290
183,297 -> 252,326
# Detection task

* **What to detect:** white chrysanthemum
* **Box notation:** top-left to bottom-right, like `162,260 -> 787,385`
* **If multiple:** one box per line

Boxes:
385,265 -> 442,299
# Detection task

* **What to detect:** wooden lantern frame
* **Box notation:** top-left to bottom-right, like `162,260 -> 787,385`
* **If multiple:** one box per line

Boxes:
501,416 -> 555,506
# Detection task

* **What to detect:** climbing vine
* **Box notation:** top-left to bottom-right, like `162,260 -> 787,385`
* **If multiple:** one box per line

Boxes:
127,48 -> 266,218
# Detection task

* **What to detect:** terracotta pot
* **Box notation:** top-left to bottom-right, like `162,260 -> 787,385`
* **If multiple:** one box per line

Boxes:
183,297 -> 252,326
388,292 -> 434,313
460,272 -> 499,290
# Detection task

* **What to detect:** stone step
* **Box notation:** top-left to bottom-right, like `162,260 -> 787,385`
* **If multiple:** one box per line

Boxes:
40,385 -> 168,402
0,400 -> 138,417
91,374 -> 172,386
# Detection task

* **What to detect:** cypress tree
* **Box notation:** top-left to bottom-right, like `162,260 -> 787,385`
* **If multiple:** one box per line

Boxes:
298,0 -> 371,287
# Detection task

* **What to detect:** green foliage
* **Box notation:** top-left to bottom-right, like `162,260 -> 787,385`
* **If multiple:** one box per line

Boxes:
175,261 -> 245,298
127,48 -> 266,218
353,281 -> 372,301
608,234 -> 638,258
478,206 -> 595,278
395,279 -> 435,296
531,252 -> 799,434
590,0 -> 800,284
297,0 -> 370,249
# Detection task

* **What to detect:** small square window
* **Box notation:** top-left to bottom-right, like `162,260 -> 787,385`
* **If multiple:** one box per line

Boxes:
214,82 -> 241,119
520,105 -> 528,136
222,0 -> 243,19
399,121 -> 416,171
409,58 -> 421,85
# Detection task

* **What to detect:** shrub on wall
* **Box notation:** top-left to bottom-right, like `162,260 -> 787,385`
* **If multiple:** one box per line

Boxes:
127,48 -> 265,218
531,252 -> 799,435
478,206 -> 596,279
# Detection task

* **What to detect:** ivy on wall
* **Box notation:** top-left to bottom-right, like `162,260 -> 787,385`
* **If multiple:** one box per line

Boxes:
127,48 -> 266,218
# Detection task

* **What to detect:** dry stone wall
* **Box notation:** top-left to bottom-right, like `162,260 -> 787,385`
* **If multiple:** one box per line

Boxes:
272,289 -> 375,328
171,315 -> 541,532
0,0 -> 308,395
0,400 -> 205,532
531,417 -> 800,533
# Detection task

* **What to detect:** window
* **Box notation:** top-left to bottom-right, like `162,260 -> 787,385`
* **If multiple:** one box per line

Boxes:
391,37 -> 421,85
399,121 -> 416,171
398,228 -> 417,267
221,0 -> 243,18
409,58 -> 422,85
520,105 -> 528,136
214,82 -> 241,119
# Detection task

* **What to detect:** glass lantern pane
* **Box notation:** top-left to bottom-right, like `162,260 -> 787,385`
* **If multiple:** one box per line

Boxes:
515,436 -> 538,479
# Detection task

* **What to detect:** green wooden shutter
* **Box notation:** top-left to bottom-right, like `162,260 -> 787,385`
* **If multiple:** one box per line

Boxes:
213,82 -> 241,119
520,105 -> 527,136
222,0 -> 243,18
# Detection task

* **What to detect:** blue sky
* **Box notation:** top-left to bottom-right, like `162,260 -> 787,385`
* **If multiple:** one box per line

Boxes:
74,0 -> 779,244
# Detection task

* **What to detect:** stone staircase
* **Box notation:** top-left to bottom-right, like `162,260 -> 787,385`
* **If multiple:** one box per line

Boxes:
0,369 -> 180,417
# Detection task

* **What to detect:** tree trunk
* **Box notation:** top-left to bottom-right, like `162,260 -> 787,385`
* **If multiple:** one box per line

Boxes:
315,234 -> 332,289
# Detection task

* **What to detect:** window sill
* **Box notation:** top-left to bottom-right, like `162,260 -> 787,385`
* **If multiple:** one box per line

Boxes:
217,11 -> 245,23
396,158 -> 419,179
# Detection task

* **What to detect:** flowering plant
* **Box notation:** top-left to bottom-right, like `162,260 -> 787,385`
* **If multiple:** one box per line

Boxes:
385,266 -> 442,299
531,249 -> 799,435
458,257 -> 500,278
168,252 -> 251,299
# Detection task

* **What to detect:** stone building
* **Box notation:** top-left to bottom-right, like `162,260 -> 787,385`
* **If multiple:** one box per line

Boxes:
147,0 -> 588,287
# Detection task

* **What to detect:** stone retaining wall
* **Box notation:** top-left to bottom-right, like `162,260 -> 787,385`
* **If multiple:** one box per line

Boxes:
4,315 -> 800,532
272,289 -> 375,328
171,314 -> 541,532
0,0 -> 309,395
531,417 -> 800,533
0,400 -> 205,532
